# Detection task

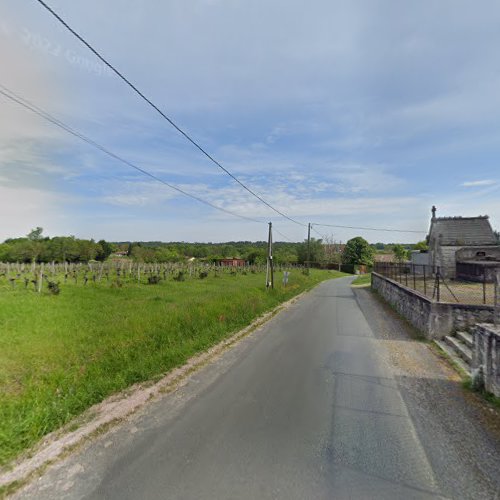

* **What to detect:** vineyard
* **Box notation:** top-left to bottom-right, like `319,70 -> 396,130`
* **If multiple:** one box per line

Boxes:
0,260 -> 301,294
0,262 -> 347,468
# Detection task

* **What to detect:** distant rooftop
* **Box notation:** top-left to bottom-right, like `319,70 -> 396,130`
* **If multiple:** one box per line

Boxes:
430,215 -> 496,246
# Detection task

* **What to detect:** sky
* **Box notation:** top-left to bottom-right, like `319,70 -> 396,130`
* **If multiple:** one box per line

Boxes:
1,0 -> 500,244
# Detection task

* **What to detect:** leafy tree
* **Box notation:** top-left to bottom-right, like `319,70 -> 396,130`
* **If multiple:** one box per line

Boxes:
342,237 -> 374,266
131,245 -> 156,263
246,249 -> 267,265
321,236 -> 343,266
96,240 -> 114,261
27,227 -> 44,241
273,248 -> 298,265
8,239 -> 35,262
155,247 -> 181,262
413,240 -> 429,251
0,243 -> 10,261
221,245 -> 237,258
47,236 -> 80,262
392,244 -> 409,263
297,238 -> 323,265
76,239 -> 100,261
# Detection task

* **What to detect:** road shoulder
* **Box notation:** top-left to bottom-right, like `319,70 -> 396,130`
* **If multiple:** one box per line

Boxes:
353,287 -> 500,500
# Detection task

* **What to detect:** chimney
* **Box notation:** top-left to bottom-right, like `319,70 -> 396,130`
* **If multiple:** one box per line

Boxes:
431,205 -> 437,219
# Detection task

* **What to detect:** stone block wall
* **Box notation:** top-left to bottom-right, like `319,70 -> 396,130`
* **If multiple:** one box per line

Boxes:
450,305 -> 494,331
472,323 -> 500,397
440,246 -> 460,278
372,273 -> 494,339
372,273 -> 443,338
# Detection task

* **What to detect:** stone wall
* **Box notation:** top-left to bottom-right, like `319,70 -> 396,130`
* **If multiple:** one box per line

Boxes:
450,304 -> 494,330
456,246 -> 500,262
371,273 -> 435,335
372,273 -> 494,339
439,246 -> 460,278
472,323 -> 500,397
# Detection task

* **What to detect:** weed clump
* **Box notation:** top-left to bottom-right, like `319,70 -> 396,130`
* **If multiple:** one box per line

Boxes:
47,281 -> 60,295
173,271 -> 185,282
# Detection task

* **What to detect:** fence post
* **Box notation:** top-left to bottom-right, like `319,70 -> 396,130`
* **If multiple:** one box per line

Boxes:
423,265 -> 427,296
495,269 -> 500,326
483,271 -> 487,305
436,269 -> 441,302
413,265 -> 416,290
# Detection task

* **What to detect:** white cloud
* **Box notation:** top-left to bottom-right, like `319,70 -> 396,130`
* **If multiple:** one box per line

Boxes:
461,180 -> 496,187
2,0 -> 500,244
100,180 -> 180,207
0,184 -> 65,240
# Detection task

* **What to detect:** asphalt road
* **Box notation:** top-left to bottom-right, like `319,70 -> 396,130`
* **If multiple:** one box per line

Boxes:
16,277 -> 500,499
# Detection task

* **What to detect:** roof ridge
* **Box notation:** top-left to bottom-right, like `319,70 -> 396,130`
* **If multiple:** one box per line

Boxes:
435,215 -> 489,221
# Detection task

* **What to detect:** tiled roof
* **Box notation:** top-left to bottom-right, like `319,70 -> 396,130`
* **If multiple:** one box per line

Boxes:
430,216 -> 496,246
374,254 -> 396,262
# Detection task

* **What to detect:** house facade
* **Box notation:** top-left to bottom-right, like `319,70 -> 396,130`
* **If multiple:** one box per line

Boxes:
216,258 -> 247,267
428,206 -> 500,278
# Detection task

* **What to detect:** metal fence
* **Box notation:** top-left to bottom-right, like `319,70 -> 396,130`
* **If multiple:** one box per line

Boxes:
373,262 -> 499,306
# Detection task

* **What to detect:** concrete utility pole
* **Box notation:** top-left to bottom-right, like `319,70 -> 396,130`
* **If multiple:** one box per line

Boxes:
266,222 -> 274,289
307,223 -> 311,270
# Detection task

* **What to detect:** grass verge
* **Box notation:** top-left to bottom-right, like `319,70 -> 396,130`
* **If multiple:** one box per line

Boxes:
351,273 -> 371,286
462,379 -> 500,409
0,269 -> 347,467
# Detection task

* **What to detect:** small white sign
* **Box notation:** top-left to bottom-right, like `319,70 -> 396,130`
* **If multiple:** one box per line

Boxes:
283,271 -> 290,285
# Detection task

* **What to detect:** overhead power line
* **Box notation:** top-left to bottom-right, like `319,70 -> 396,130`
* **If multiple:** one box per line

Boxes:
0,85 -> 263,225
34,0 -> 306,228
311,225 -> 327,240
312,222 -> 425,234
273,228 -> 295,243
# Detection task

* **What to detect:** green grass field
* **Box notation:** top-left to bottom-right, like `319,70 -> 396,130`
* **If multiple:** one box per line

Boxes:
0,269 -> 347,466
351,273 -> 371,286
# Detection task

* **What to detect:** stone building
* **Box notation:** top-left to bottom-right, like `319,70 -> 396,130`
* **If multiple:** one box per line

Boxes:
428,206 -> 500,279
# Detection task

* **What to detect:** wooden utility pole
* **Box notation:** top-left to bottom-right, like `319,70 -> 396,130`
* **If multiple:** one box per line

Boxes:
266,222 -> 274,289
307,222 -> 311,270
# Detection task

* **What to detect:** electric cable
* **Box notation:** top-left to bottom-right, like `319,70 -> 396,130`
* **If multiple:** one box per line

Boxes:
34,0 -> 307,227
311,225 -> 327,240
273,227 -> 295,242
0,85 -> 264,225
311,222 -> 425,234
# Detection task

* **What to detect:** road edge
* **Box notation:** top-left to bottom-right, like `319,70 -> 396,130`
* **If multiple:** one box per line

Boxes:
0,279 -> 338,495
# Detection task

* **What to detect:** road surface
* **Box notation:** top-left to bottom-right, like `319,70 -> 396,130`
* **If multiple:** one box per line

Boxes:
16,277 -> 500,499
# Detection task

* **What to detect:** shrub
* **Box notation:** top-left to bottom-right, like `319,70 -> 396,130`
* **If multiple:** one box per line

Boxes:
173,271 -> 185,282
47,281 -> 60,295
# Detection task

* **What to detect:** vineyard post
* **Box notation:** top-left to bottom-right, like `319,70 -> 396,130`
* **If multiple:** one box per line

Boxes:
38,263 -> 44,293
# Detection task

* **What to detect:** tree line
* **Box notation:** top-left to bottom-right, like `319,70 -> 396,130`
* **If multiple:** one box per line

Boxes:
0,228 -> 114,263
0,228 -> 428,266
